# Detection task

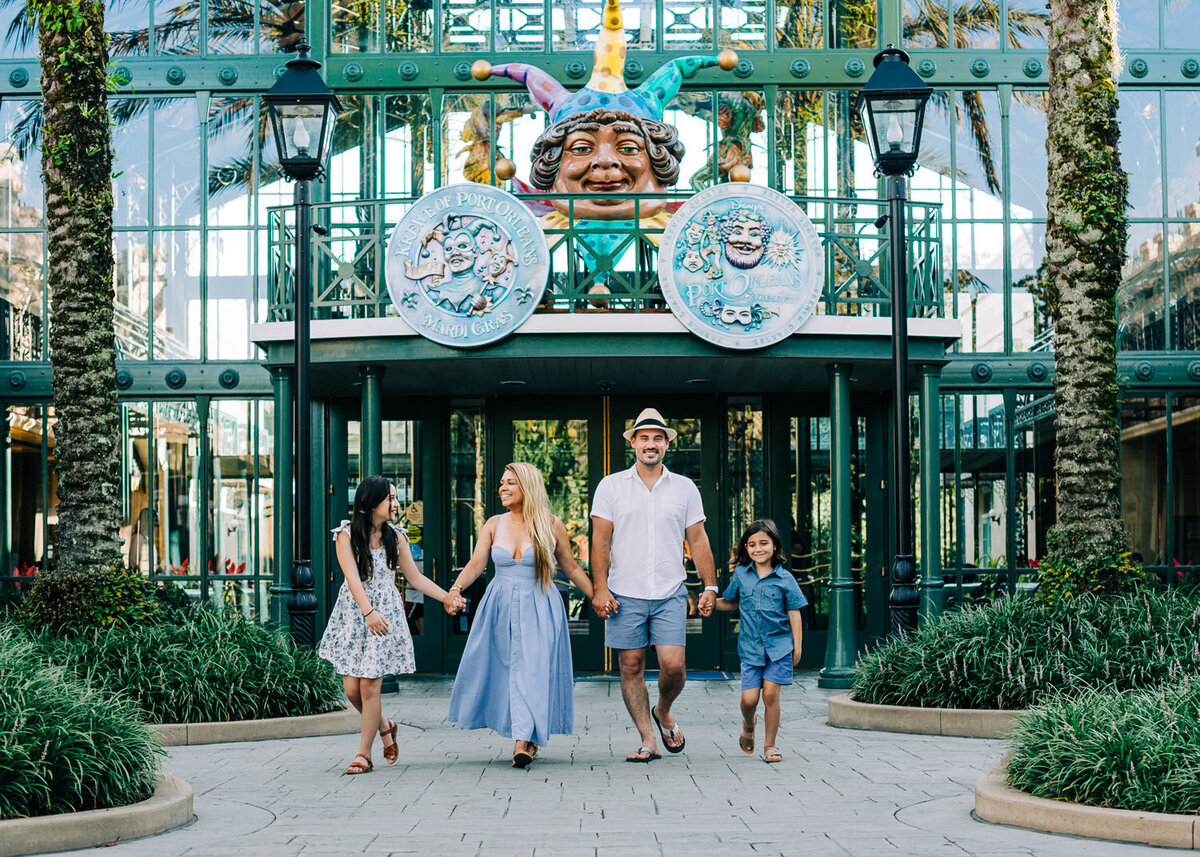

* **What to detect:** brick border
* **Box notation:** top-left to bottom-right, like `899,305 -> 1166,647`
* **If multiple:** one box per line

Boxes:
0,775 -> 193,857
826,693 -> 1019,738
152,707 -> 357,746
975,761 -> 1200,849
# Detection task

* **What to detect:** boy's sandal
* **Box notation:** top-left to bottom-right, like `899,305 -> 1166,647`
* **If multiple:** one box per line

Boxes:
739,715 -> 757,754
345,753 -> 373,774
763,745 -> 782,764
380,719 -> 399,764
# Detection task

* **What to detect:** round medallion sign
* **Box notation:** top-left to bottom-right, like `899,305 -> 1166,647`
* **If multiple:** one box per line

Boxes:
385,185 -> 549,348
658,184 -> 824,349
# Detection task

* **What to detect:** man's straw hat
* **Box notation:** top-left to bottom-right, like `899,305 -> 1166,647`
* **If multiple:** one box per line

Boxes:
622,407 -> 678,442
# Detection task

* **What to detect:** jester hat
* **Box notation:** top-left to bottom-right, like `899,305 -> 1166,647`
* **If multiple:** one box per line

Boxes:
471,0 -> 738,124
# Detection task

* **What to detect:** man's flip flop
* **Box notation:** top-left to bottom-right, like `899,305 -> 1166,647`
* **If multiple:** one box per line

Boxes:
651,706 -> 685,754
625,746 -> 661,763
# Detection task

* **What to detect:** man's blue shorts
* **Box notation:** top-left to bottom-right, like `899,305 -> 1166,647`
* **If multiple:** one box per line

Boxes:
605,584 -> 688,649
740,654 -> 794,689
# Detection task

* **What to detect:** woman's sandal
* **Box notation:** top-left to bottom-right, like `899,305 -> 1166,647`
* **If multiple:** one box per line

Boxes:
512,743 -> 535,768
763,745 -> 782,764
380,719 -> 399,764
739,715 -> 757,754
345,753 -> 373,774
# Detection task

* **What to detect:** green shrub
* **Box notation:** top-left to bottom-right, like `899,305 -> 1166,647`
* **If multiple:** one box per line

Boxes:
36,607 -> 343,723
16,565 -> 159,635
153,580 -> 196,621
1035,531 -> 1154,604
1007,679 -> 1200,814
852,589 -> 1200,709
0,627 -> 161,819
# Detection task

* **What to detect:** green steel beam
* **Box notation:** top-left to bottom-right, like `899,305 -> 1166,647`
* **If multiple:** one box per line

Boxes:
918,363 -> 944,623
819,362 -> 856,689
271,366 -> 293,628
361,365 -> 384,477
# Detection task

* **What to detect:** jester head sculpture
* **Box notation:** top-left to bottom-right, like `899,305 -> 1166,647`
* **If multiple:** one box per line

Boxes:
471,0 -> 737,221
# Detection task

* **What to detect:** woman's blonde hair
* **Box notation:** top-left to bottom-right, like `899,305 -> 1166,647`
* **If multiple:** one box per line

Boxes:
505,462 -> 557,591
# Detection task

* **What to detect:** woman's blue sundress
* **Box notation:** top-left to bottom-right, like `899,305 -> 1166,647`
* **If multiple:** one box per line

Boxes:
317,521 -> 415,678
447,545 -> 575,746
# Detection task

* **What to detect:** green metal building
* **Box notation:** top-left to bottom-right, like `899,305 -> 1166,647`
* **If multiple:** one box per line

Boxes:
0,0 -> 1196,676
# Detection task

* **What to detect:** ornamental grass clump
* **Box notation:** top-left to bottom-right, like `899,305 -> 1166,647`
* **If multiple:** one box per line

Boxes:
1007,679 -> 1200,814
852,588 -> 1200,710
36,607 -> 343,724
0,628 -> 161,819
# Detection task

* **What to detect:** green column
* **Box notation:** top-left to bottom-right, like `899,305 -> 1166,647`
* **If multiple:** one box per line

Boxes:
919,364 -> 945,623
361,365 -> 384,478
819,363 -> 857,689
271,366 -> 293,628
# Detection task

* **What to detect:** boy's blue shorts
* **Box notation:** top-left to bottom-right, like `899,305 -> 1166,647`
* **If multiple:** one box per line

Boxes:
740,654 -> 794,689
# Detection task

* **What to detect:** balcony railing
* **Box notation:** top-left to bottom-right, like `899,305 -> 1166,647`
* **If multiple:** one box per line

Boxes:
267,191 -> 943,323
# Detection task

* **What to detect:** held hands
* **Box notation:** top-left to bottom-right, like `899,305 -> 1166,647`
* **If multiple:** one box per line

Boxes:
697,590 -> 716,617
365,610 -> 389,636
591,587 -> 619,620
443,590 -> 467,615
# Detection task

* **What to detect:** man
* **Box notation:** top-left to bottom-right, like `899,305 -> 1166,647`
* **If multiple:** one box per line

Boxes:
590,407 -> 718,762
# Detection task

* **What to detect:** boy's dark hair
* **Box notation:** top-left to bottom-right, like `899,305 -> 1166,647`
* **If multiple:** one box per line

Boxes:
735,519 -> 787,569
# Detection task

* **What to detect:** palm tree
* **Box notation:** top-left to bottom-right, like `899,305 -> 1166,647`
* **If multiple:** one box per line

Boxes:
1040,0 -> 1129,589
33,0 -> 123,572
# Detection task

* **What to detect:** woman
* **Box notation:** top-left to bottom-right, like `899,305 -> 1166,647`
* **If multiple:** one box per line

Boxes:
444,462 -> 594,767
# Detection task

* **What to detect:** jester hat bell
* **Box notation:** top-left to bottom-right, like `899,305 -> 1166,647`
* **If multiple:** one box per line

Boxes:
471,0 -> 738,125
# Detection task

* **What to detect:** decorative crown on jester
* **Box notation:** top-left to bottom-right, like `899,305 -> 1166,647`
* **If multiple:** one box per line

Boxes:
470,0 -> 738,224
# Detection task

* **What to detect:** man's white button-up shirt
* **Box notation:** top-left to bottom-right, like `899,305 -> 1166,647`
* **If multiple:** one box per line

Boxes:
590,464 -> 706,600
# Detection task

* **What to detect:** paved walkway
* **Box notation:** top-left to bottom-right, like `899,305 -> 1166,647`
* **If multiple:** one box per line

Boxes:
43,676 -> 1169,857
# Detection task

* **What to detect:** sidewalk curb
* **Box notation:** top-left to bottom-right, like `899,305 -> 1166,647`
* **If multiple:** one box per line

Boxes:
975,762 -> 1200,849
826,693 -> 1018,738
0,775 -> 193,857
153,707 -> 356,746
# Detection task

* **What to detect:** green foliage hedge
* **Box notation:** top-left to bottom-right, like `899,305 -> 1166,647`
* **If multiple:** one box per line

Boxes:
852,590 -> 1200,710
15,566 -> 160,634
0,628 -> 161,820
1007,680 -> 1200,814
34,608 -> 343,723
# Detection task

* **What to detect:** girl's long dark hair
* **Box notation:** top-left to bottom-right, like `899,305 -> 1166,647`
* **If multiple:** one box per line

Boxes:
349,476 -> 399,582
735,519 -> 787,569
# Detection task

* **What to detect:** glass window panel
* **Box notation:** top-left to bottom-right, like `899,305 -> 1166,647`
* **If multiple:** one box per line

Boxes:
384,95 -> 434,197
0,101 -> 45,222
1013,392 -> 1055,567
257,104 -> 290,224
1165,91 -> 1200,218
7,406 -> 50,574
1007,0 -> 1049,49
207,0 -> 255,53
0,3 -> 35,58
953,0 -> 999,48
1008,92 -> 1047,219
153,401 -> 201,582
676,91 -> 766,190
1164,0 -> 1200,49
1173,394 -> 1200,568
774,90 -> 824,196
662,0 -> 711,50
207,96 -> 255,228
1168,221 -> 1200,351
255,400 -> 275,601
207,230 -> 255,359
553,0 -> 653,49
386,421 -> 428,636
443,0 -> 491,51
951,91 -> 1004,219
154,0 -> 200,54
1010,221 -> 1049,352
1116,0 -> 1158,49
953,222 -> 1006,352
260,1 -> 304,52
0,230 -> 44,361
495,0 -> 546,51
790,416 -> 829,630
387,2 -> 432,51
720,0 -> 766,48
954,394 -> 1007,578
1119,221 -> 1166,351
1120,394 -> 1167,566
154,98 -> 201,226
330,95 -> 376,202
449,407 -> 485,634
832,0 -> 876,48
911,92 -> 953,209
1119,90 -> 1163,220
113,231 -> 150,360
151,230 -> 202,359
725,403 -> 765,571
120,402 -> 153,574
902,0 -> 941,48
212,400 -> 257,616
775,0 -> 822,48
111,98 -> 150,227
107,0 -> 151,56
333,0 -> 380,52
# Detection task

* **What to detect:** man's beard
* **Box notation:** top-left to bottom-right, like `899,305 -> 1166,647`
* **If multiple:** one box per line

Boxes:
725,243 -> 764,269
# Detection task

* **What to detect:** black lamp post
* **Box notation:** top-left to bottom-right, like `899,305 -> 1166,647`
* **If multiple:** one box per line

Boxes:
855,45 -> 931,636
265,42 -> 341,646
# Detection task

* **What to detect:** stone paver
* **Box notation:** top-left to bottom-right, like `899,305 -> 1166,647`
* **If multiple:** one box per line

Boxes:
31,677 -> 1173,857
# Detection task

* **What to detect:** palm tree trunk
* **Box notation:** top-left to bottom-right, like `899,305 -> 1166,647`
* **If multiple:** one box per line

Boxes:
36,0 -> 122,573
1044,0 -> 1128,566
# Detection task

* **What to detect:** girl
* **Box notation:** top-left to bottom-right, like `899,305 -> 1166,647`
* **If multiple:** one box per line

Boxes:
318,475 -> 454,774
445,462 -> 594,768
715,519 -> 807,764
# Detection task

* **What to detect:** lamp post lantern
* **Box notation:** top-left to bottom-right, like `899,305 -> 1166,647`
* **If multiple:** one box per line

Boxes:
265,42 -> 341,646
856,46 -> 931,636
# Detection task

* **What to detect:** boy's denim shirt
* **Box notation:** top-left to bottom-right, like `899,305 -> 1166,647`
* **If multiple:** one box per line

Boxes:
722,563 -> 808,666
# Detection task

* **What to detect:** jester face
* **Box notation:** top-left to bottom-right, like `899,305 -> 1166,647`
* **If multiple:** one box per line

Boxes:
444,230 -> 478,274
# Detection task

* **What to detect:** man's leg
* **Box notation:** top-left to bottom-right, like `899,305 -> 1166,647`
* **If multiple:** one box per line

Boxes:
651,644 -> 687,750
617,646 -> 658,757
